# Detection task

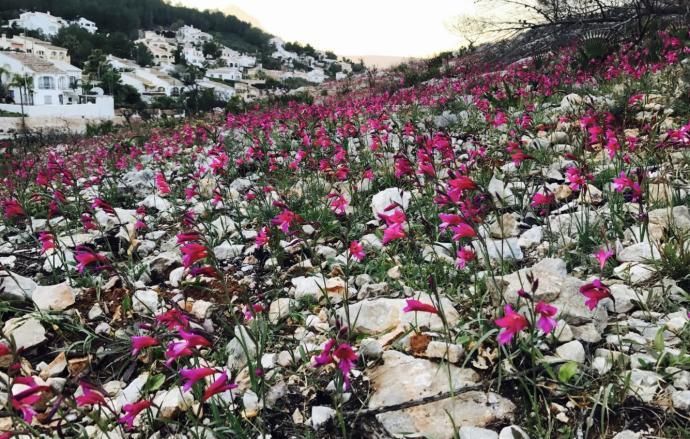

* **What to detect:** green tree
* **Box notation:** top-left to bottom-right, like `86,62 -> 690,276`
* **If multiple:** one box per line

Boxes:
133,43 -> 154,67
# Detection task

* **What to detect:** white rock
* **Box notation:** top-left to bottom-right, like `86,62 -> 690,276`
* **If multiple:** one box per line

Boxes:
268,298 -> 296,323
617,242 -> 660,263
369,351 -> 514,439
213,241 -> 244,260
152,386 -> 194,419
132,290 -> 160,314
672,390 -> 690,411
556,341 -> 585,363
32,282 -> 75,311
371,188 -> 411,218
2,317 -> 46,349
473,238 -> 523,262
459,426 -> 499,439
518,226 -> 543,248
191,300 -> 214,319
311,406 -> 336,428
140,194 -> 171,211
0,270 -> 37,301
499,425 -> 530,439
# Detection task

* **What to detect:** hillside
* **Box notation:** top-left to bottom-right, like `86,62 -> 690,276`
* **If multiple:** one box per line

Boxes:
0,19 -> 690,439
0,0 -> 272,54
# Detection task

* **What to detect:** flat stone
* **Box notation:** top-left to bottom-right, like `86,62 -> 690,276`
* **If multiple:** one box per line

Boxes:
213,241 -> 244,260
132,290 -> 160,314
32,282 -> 75,311
459,426 -> 499,439
292,276 -> 352,303
268,298 -> 296,323
617,242 -> 660,263
473,238 -> 523,263
368,351 -> 514,439
152,386 -> 194,419
3,317 -> 46,349
0,270 -> 37,301
556,341 -> 585,363
337,294 -> 459,335
311,406 -> 336,429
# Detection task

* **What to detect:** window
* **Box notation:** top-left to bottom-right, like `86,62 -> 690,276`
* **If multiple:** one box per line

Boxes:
44,95 -> 52,104
58,77 -> 67,90
38,76 -> 55,89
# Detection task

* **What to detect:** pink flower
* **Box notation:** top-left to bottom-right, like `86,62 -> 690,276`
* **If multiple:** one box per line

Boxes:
456,246 -> 476,269
155,172 -> 171,195
38,232 -> 55,254
450,223 -> 476,241
594,248 -> 614,270
495,304 -> 528,345
202,372 -> 237,402
75,383 -> 107,407
535,301 -> 558,334
530,192 -> 555,210
565,167 -> 591,191
131,335 -> 158,356
313,339 -> 358,389
155,309 -> 190,330
11,377 -> 50,423
382,222 -> 406,244
580,279 -> 612,310
2,199 -> 25,220
403,299 -> 438,314
181,243 -> 208,268
118,400 -> 152,430
271,209 -> 299,234
256,227 -> 269,247
612,171 -> 642,202
328,193 -> 349,215
0,343 -> 9,356
74,246 -> 110,273
180,367 -> 216,392
378,209 -> 407,226
349,241 -> 365,262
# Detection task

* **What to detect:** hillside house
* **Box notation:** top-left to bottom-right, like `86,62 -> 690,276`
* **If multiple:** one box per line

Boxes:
135,32 -> 176,66
206,67 -> 242,81
176,25 -> 212,45
8,11 -> 68,38
0,34 -> 70,63
107,55 -> 183,102
0,52 -> 81,105
71,17 -> 98,34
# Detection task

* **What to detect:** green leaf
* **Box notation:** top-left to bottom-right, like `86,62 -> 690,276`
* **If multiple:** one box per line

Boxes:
653,325 -> 666,353
145,374 -> 166,392
558,361 -> 579,383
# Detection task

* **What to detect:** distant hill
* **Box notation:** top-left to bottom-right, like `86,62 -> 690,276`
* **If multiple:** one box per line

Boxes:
344,55 -> 414,69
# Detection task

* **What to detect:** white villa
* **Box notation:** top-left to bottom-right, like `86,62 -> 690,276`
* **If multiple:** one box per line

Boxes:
0,34 -> 70,63
220,46 -> 256,68
0,52 -> 114,120
135,31 -> 176,66
206,67 -> 242,81
8,11 -> 68,38
71,17 -> 98,34
176,25 -> 212,45
107,55 -> 183,102
182,45 -> 205,68
269,37 -> 299,61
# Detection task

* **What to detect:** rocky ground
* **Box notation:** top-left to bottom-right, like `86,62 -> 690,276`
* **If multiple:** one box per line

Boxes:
1,28 -> 690,439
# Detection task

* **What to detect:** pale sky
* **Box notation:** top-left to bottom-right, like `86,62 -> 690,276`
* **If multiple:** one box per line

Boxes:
175,0 -> 479,58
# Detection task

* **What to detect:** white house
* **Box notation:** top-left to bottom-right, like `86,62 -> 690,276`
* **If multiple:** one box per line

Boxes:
219,46 -> 256,68
0,34 -> 71,63
198,79 -> 235,101
0,52 -> 82,106
71,17 -> 97,34
8,11 -> 68,38
135,31 -> 176,66
106,55 -> 183,102
206,67 -> 242,81
306,68 -> 326,84
269,37 -> 299,61
176,25 -> 212,45
182,45 -> 205,68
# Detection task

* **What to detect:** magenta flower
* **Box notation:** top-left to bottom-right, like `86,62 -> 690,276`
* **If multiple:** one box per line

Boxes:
74,246 -> 110,273
180,367 -> 216,392
255,227 -> 269,247
313,339 -> 358,388
382,222 -> 406,244
118,400 -> 152,430
456,246 -> 476,269
271,209 -> 299,234
75,383 -> 107,407
450,223 -> 476,241
131,335 -> 158,356
10,377 -> 51,423
155,172 -> 171,195
579,279 -> 612,310
495,304 -> 528,345
2,199 -> 25,220
403,299 -> 438,314
202,372 -> 237,402
181,243 -> 209,268
328,193 -> 349,215
155,309 -> 190,330
535,301 -> 558,334
38,232 -> 55,254
349,241 -> 365,262
594,248 -> 615,270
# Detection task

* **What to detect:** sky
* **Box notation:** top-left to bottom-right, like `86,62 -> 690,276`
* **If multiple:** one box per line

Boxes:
175,0 -> 480,58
